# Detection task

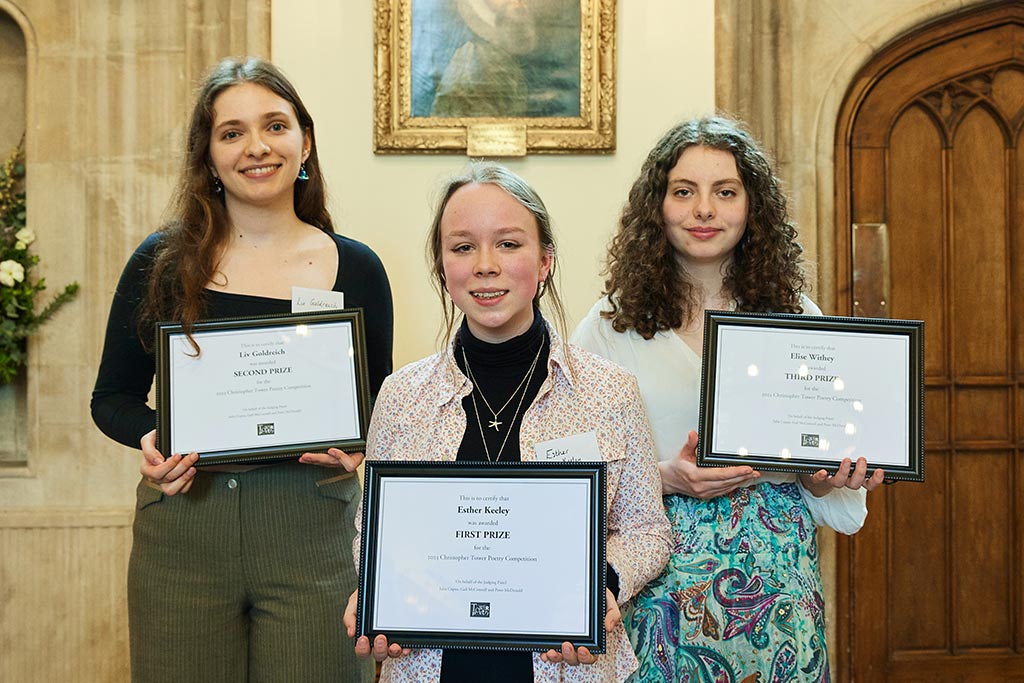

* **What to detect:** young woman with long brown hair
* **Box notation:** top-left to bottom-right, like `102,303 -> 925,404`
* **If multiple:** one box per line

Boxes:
91,57 -> 392,682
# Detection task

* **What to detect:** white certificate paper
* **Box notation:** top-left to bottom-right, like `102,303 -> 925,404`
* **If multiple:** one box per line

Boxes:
166,318 -> 361,457
373,477 -> 590,634
699,312 -> 924,481
357,463 -> 607,650
713,326 -> 909,466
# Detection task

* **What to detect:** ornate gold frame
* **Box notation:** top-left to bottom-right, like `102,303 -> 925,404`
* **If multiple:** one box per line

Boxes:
373,0 -> 616,155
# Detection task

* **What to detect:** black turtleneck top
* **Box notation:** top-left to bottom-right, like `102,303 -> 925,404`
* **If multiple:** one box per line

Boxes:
440,309 -> 619,680
441,310 -> 548,682
454,309 -> 549,465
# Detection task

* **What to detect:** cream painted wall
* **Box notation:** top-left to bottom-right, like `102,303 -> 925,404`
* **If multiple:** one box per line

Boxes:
271,1 -> 715,368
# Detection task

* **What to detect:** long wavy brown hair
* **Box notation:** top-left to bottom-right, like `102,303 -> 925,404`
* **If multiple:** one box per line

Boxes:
138,57 -> 333,346
603,115 -> 806,339
426,162 -> 569,347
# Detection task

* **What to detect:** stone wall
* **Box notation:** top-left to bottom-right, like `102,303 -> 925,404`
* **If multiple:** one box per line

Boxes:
0,2 -> 269,679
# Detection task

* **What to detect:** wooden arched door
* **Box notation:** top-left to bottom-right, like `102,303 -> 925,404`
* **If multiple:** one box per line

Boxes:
834,3 -> 1024,681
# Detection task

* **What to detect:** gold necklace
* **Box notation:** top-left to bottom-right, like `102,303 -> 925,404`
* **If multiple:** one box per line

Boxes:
461,339 -> 544,462
463,340 -> 543,432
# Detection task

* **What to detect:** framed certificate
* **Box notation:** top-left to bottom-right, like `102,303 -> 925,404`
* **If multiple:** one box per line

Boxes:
698,311 -> 924,482
356,461 -> 607,652
155,309 -> 371,466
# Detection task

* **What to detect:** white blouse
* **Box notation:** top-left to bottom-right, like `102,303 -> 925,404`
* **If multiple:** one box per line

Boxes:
571,295 -> 868,535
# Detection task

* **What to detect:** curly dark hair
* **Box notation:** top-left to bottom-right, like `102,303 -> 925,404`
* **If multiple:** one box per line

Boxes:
138,57 -> 333,346
602,115 -> 806,339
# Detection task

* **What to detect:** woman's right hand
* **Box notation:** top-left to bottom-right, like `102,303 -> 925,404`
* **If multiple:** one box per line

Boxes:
344,591 -> 411,661
659,430 -> 760,499
139,429 -> 198,495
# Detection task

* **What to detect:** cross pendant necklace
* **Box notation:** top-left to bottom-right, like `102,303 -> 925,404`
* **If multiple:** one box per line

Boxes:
462,340 -> 544,434
463,339 -> 545,463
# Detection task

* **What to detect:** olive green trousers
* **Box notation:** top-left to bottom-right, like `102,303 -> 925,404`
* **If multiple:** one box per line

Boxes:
127,462 -> 373,683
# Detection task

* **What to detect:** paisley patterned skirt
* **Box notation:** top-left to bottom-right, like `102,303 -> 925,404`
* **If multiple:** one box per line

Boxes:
625,482 -> 829,683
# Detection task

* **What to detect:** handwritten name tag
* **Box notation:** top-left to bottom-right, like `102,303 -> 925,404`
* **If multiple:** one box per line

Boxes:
533,431 -> 601,463
291,286 -> 345,313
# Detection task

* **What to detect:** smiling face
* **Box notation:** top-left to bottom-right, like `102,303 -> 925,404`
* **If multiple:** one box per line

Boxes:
208,82 -> 310,213
440,182 -> 552,343
661,145 -> 749,270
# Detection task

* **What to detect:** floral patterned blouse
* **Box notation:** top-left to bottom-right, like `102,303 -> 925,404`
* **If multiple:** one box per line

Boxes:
355,321 -> 672,683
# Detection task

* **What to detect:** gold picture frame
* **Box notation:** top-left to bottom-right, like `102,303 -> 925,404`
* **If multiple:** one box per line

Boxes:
373,0 -> 616,156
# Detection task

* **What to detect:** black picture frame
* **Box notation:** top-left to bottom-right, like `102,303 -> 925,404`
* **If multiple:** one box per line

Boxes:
356,460 -> 608,651
698,311 -> 924,482
155,309 -> 371,466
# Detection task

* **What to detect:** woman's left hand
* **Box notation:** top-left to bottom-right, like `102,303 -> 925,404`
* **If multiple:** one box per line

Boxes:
800,457 -> 885,497
298,448 -> 364,471
541,588 -> 619,666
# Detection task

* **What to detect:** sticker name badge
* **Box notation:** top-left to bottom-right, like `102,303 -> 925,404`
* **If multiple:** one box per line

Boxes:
533,431 -> 601,463
291,286 -> 345,313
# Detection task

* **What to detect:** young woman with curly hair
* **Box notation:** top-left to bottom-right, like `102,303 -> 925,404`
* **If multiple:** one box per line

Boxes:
573,116 -> 884,682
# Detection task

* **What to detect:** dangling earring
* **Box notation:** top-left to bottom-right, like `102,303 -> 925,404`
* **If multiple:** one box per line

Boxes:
211,175 -> 223,194
537,278 -> 548,299
297,163 -> 309,182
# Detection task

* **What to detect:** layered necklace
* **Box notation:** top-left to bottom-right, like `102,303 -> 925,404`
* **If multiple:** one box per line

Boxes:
461,337 -> 545,463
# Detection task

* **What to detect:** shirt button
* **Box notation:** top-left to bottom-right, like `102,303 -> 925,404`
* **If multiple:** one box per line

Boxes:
227,478 -> 238,490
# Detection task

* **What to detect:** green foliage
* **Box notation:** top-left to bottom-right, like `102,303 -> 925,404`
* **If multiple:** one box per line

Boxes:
0,138 -> 79,383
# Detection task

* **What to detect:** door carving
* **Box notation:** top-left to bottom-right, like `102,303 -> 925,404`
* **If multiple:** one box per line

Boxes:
834,4 -> 1024,682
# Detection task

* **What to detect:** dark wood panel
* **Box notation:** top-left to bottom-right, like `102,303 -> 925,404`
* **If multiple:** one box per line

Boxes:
952,107 -> 1010,377
950,377 -> 1015,386
1015,131 -> 1024,389
836,6 -> 1024,681
848,473 -> 889,683
1018,450 -> 1024,656
890,450 -> 948,650
990,67 -> 1024,122
953,451 -> 1013,648
889,651 -> 1024,682
954,386 -> 1012,441
852,147 -> 886,223
853,20 -> 1024,147
889,105 -> 946,375
925,386 -> 948,446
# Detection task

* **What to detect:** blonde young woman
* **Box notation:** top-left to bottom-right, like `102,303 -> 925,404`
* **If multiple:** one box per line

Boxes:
343,162 -> 671,683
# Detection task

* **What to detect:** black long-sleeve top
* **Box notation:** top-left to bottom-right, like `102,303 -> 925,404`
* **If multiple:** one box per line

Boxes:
441,311 -> 619,682
91,231 -> 394,449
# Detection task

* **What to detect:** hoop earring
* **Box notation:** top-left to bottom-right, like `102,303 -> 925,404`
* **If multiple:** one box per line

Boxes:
211,176 -> 223,194
297,164 -> 309,182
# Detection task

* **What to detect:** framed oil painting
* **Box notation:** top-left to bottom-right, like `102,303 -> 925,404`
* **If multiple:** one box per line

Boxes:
373,0 -> 616,155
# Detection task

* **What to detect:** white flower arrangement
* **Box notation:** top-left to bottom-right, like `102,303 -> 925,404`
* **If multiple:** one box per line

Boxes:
0,258 -> 25,286
0,139 -> 78,383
